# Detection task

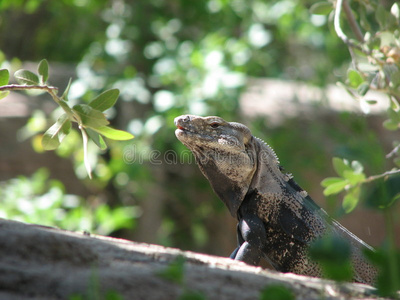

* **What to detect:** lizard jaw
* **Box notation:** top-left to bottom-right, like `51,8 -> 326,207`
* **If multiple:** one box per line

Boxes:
174,116 -> 199,141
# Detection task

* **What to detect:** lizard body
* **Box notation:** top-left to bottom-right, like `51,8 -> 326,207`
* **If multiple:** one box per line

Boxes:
174,114 -> 377,285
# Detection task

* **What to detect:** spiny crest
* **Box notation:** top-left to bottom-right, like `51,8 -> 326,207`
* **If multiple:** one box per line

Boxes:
254,136 -> 280,165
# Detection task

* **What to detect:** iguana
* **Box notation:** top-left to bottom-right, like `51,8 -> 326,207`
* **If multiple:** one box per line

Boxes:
174,114 -> 377,285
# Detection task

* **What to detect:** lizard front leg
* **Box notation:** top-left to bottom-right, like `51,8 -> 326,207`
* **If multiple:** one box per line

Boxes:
230,214 -> 267,266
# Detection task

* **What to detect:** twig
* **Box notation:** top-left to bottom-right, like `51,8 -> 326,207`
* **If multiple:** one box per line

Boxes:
0,84 -> 58,93
334,0 -> 366,53
342,0 -> 364,43
364,169 -> 400,183
386,143 -> 400,159
0,83 -> 79,123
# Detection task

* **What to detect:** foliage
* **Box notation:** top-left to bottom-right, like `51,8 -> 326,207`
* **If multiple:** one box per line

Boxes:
309,233 -> 353,282
259,284 -> 295,300
317,0 -> 400,210
313,0 -> 400,294
157,255 -> 206,300
157,255 -> 186,284
69,268 -> 124,300
0,168 -> 138,235
365,247 -> 400,297
0,0 -> 108,61
0,60 -> 134,178
321,157 -> 365,213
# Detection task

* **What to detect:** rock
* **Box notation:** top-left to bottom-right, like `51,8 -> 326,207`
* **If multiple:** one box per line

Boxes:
0,219 -> 382,299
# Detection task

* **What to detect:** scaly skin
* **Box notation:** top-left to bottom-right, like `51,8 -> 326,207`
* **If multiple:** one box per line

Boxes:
175,114 -> 377,285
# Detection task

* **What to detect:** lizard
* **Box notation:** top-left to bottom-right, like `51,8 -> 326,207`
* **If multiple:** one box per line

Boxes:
174,114 -> 377,286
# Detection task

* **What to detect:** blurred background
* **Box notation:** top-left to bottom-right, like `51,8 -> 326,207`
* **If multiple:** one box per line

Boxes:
0,0 -> 399,262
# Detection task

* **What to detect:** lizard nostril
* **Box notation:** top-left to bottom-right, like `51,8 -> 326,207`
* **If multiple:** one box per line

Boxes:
183,115 -> 191,122
174,115 -> 192,128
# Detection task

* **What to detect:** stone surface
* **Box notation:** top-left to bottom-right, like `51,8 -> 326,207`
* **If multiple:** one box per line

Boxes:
0,219 -> 384,300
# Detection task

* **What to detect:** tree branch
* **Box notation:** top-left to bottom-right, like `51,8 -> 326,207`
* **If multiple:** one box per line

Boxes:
0,84 -> 58,93
342,0 -> 364,43
386,143 -> 400,159
334,0 -> 366,53
0,83 -> 79,121
364,169 -> 400,183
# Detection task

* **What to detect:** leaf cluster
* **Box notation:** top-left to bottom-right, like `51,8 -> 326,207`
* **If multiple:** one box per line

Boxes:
309,233 -> 353,282
315,2 -> 400,293
0,60 -> 134,178
157,255 -> 205,300
364,247 -> 400,298
259,284 -> 294,300
0,168 -> 138,235
321,157 -> 366,213
312,2 -> 400,133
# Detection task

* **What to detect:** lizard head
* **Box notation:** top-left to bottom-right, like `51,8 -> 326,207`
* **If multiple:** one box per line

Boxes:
174,115 -> 257,217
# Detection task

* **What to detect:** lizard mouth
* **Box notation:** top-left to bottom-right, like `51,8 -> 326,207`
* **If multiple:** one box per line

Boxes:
175,121 -> 194,134
175,124 -> 211,143
175,124 -> 192,139
174,116 -> 214,143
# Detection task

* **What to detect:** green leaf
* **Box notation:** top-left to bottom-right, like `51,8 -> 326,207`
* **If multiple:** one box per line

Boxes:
41,113 -> 71,150
321,177 -> 344,188
0,91 -> 9,100
86,128 -> 107,150
360,9 -> 372,31
366,100 -> 377,105
357,82 -> 369,96
0,69 -> 10,86
309,234 -> 353,282
260,285 -> 295,300
157,255 -> 186,284
37,59 -> 49,84
91,126 -> 134,140
61,78 -> 72,101
309,234 -> 351,265
367,36 -> 381,50
14,69 -> 40,85
323,180 -> 348,196
376,5 -> 388,28
336,81 -> 356,98
332,157 -> 352,177
387,107 -> 400,123
309,2 -> 332,15
80,128 -> 92,179
72,104 -> 109,128
343,170 -> 365,186
342,189 -> 360,213
364,248 -> 400,297
383,119 -> 399,131
394,157 -> 400,167
366,177 -> 400,210
179,290 -> 206,300
347,70 -> 364,88
88,89 -> 119,112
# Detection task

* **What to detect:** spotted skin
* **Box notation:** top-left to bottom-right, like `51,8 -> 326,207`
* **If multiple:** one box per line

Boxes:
175,115 -> 377,285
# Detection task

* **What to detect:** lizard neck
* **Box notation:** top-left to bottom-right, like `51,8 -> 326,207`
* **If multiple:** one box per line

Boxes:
247,136 -> 286,196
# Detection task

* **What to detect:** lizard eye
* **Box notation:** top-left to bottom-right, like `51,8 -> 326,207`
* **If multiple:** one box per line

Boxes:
210,122 -> 220,128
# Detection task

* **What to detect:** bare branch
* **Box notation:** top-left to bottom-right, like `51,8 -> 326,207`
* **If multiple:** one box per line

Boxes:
342,0 -> 364,43
0,84 -> 58,93
386,143 -> 400,159
364,169 -> 400,183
